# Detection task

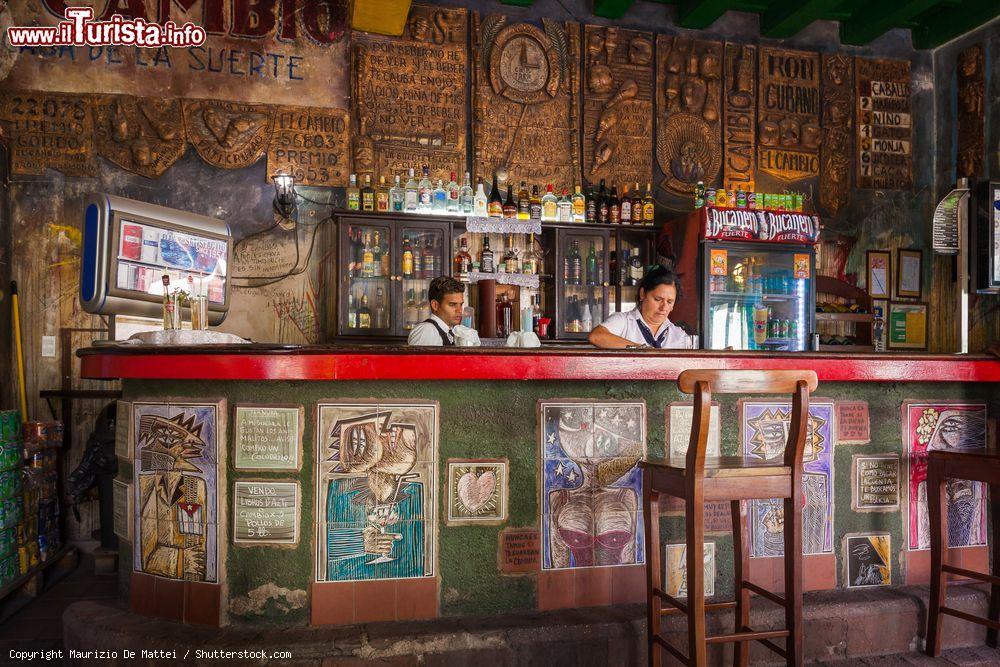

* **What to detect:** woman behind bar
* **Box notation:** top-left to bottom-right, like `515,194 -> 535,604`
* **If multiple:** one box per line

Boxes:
588,265 -> 688,349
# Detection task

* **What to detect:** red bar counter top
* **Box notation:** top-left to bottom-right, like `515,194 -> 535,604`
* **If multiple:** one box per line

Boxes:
78,345 -> 1000,382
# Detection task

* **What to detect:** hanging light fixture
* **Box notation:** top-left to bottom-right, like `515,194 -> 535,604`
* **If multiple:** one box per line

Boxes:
272,173 -> 296,220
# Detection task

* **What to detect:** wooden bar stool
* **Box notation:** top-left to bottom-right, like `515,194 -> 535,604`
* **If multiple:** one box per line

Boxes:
925,447 -> 1000,656
641,369 -> 818,667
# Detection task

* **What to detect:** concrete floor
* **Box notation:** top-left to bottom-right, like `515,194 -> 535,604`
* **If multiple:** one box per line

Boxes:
2,551 -> 1000,665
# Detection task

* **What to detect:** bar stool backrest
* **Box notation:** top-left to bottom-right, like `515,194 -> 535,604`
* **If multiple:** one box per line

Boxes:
677,369 -> 818,471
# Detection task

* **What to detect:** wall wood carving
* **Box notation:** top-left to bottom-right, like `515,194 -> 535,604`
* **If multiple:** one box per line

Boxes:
473,14 -> 580,191
92,96 -> 185,179
956,45 -> 984,179
183,99 -> 275,170
0,91 -> 96,176
267,106 -> 351,187
819,54 -> 854,217
756,47 -> 821,193
656,35 -> 723,198
582,25 -> 653,189
352,5 -> 467,185
855,58 -> 912,190
723,43 -> 757,194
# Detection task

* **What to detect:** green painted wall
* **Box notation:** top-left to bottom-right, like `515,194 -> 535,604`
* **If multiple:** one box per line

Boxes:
117,378 -> 999,625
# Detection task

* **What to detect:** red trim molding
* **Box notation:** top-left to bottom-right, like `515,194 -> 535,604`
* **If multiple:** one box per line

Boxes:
79,349 -> 1000,382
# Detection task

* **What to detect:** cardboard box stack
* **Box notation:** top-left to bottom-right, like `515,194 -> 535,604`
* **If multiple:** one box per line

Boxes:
0,410 -> 23,586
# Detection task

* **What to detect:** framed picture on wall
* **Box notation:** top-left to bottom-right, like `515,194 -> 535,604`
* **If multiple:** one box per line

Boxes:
866,251 -> 891,298
895,249 -> 922,298
887,301 -> 928,351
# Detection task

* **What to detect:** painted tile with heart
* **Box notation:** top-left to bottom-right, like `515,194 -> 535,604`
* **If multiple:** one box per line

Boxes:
446,459 -> 508,525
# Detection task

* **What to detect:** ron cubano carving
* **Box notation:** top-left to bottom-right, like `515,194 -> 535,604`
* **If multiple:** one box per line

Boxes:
92,95 -> 185,179
582,25 -> 653,188
956,45 -> 984,179
184,99 -> 274,170
474,14 -> 580,190
656,35 -> 723,198
0,91 -> 97,177
352,5 -> 467,184
723,43 -> 756,194
819,54 -> 854,217
266,106 -> 351,187
756,47 -> 821,190
855,58 -> 912,190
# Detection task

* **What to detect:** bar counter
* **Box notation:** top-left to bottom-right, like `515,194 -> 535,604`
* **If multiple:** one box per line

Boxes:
80,345 -> 1000,382
87,343 -> 999,630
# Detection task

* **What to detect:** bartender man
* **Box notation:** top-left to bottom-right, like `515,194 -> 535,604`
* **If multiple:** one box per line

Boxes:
407,275 -> 465,346
589,265 -> 689,349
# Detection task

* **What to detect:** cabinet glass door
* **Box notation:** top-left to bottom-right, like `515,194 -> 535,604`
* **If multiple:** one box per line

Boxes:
615,230 -> 653,314
342,221 -> 393,334
397,225 -> 447,336
559,231 -> 609,338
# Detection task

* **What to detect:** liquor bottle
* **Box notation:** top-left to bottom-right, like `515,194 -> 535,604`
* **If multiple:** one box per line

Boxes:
586,242 -> 598,286
402,237 -> 414,278
620,184 -> 632,222
404,168 -> 419,211
362,174 -> 375,211
418,166 -> 433,211
374,287 -> 386,328
390,175 -> 404,212
423,238 -> 436,276
566,240 -> 582,285
460,172 -> 474,214
504,235 -> 519,273
629,248 -> 644,285
609,248 -> 619,286
381,235 -> 390,277
454,236 -> 472,277
362,233 -> 374,278
568,296 -> 581,333
404,288 -> 418,331
532,296 -> 542,335
541,184 -> 558,221
376,176 -> 390,212
354,228 -> 364,277
557,188 -> 572,222
480,236 -> 495,273
571,185 -> 586,223
346,228 -> 356,276
473,178 -> 488,216
371,231 -> 383,277
522,233 -> 538,274
609,185 -> 621,223
503,185 -> 517,219
418,289 -> 431,322
517,181 -> 531,220
433,179 -> 448,211
412,239 -> 424,279
358,293 -> 372,328
597,179 -> 609,224
631,183 -> 643,224
347,291 -> 357,329
581,296 -> 593,332
488,172 -> 503,218
591,297 -> 602,330
642,183 -> 655,225
347,174 -> 360,210
585,187 -> 597,223
529,185 -> 542,220
446,172 -> 460,212
694,180 -> 705,208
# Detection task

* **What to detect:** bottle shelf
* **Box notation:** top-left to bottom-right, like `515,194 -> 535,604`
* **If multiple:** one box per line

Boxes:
708,291 -> 801,301
815,312 -> 873,322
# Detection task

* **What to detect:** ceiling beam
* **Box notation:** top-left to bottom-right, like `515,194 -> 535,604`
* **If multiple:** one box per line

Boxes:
760,0 -> 846,38
593,0 -> 636,18
840,0 -> 943,44
677,0 -> 732,29
911,1 -> 1000,48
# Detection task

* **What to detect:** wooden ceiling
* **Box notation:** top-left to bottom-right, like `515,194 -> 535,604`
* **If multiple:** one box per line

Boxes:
498,0 -> 999,49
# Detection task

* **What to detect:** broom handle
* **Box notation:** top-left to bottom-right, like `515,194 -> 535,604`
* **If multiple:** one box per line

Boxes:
10,281 -> 28,420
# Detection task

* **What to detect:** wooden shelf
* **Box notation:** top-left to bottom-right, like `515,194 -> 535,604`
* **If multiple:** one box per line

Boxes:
816,312 -> 873,322
818,344 -> 876,353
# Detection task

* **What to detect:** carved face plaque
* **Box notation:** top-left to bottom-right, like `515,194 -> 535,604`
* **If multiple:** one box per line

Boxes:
489,24 -> 560,104
93,95 -> 185,179
183,99 -> 274,170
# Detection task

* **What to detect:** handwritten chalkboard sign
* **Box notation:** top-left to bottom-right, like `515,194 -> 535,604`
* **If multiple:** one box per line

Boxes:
852,455 -> 899,512
856,58 -> 912,190
233,481 -> 299,545
234,406 -> 302,470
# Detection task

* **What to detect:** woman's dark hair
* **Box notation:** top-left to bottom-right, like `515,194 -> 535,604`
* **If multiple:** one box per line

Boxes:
638,265 -> 682,299
428,276 -> 465,304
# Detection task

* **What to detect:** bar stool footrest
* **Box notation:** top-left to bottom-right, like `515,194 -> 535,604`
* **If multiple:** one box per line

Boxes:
659,600 -> 737,616
942,564 -> 1000,586
941,606 -> 1000,631
652,634 -> 688,664
742,580 -> 786,607
706,628 -> 790,644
